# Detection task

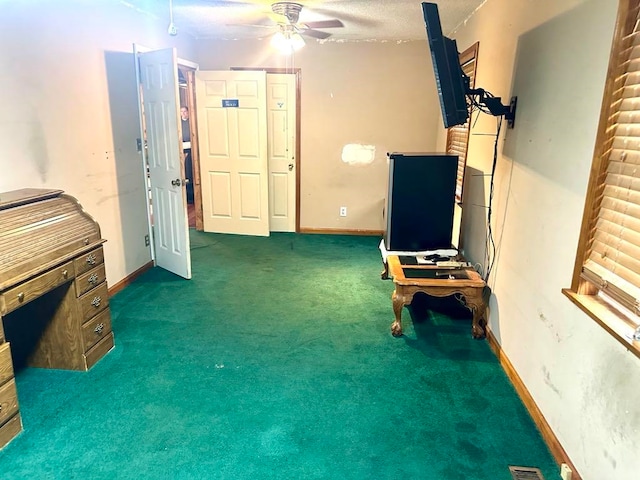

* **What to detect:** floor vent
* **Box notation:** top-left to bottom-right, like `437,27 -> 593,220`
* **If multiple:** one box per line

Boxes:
509,466 -> 546,480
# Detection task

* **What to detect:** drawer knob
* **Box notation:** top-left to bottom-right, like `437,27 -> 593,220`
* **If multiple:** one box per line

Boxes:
91,296 -> 101,308
94,323 -> 105,335
62,269 -> 69,279
17,292 -> 24,303
88,273 -> 99,285
86,254 -> 97,266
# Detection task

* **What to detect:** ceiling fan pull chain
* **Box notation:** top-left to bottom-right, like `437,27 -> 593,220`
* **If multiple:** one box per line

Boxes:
167,0 -> 178,36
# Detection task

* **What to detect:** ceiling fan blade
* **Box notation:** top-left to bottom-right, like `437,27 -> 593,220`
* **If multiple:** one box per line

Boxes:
301,19 -> 344,29
300,29 -> 332,40
312,7 -> 379,28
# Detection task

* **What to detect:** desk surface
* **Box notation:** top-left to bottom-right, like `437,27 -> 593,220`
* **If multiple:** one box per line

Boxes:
387,255 -> 485,288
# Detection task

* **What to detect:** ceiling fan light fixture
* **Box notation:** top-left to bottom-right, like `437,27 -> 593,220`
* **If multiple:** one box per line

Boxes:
271,30 -> 305,54
289,32 -> 305,50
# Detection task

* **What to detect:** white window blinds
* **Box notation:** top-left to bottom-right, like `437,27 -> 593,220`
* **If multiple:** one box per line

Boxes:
446,43 -> 479,203
582,2 -> 640,316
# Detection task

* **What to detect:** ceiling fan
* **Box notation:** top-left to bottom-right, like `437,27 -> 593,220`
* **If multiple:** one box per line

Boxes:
239,2 -> 345,40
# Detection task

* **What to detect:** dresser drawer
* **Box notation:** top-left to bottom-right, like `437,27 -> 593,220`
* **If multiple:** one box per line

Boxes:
82,309 -> 112,352
0,412 -> 21,450
78,283 -> 109,323
75,264 -> 106,298
84,332 -> 114,370
0,343 -> 14,386
74,247 -> 104,276
0,379 -> 19,427
1,262 -> 74,315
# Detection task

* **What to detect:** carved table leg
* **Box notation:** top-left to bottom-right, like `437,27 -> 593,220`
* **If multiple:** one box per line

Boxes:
468,299 -> 487,339
381,260 -> 389,280
391,289 -> 406,336
452,288 -> 488,339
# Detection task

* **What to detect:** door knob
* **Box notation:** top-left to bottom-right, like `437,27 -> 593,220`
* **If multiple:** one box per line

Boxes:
171,178 -> 182,186
288,163 -> 294,171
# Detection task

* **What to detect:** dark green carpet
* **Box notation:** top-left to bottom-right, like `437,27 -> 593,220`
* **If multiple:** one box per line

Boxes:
0,232 -> 557,479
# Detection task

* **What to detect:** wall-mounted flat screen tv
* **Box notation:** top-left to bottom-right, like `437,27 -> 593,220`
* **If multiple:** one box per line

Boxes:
422,2 -> 469,128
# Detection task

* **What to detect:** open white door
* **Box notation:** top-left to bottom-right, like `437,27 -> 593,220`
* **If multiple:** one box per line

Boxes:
266,73 -> 297,232
137,47 -> 191,279
195,70 -> 269,236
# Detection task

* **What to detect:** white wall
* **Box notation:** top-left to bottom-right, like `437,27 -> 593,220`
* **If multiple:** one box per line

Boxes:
449,0 -> 640,478
0,0 -> 195,286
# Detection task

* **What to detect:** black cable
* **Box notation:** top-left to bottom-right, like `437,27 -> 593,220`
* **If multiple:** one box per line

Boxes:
466,88 -> 494,116
465,86 -> 508,281
484,115 -> 503,282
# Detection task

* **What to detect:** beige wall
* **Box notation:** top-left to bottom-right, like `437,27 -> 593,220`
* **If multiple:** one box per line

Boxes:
449,0 -> 639,478
0,0 -> 196,286
194,39 -> 441,230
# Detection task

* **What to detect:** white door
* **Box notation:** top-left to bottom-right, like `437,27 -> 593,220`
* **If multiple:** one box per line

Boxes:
266,74 -> 297,232
137,47 -> 191,279
195,71 -> 269,236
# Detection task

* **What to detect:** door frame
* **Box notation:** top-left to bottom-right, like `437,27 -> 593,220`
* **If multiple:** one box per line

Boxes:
133,44 -> 156,261
180,67 -> 201,229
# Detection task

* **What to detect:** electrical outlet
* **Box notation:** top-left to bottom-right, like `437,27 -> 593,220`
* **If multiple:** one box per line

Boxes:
340,206 -> 347,217
144,234 -> 150,247
560,463 -> 572,480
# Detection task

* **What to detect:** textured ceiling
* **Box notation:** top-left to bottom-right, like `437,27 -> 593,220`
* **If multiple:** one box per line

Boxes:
120,0 -> 486,41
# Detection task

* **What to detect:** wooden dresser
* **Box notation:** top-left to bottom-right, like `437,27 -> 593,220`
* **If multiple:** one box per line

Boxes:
0,188 -> 114,449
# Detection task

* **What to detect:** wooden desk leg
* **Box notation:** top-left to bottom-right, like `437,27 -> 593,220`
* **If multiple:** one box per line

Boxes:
391,289 -> 405,336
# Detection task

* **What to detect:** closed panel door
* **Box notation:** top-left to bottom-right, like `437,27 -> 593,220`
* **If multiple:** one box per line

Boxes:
138,47 -> 191,279
196,71 -> 269,236
266,73 -> 297,232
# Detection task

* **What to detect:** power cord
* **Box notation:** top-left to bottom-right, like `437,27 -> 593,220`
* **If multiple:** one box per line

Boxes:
463,81 -> 507,284
484,115 -> 503,283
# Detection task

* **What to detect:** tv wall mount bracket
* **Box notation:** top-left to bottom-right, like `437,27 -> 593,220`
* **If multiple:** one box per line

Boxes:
468,88 -> 518,128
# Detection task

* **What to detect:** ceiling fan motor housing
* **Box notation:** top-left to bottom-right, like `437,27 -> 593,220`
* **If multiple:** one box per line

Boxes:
272,2 -> 303,24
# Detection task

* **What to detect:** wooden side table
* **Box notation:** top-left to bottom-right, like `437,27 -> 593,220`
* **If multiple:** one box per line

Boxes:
387,255 -> 488,339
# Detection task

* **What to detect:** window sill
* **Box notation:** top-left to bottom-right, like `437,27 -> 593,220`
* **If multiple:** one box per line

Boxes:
562,289 -> 640,359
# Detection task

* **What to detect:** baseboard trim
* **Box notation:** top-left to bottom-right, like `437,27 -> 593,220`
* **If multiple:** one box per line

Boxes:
299,228 -> 384,236
486,329 -> 582,480
108,260 -> 154,296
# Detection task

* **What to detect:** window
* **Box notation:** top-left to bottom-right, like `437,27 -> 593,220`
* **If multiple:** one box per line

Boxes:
446,42 -> 479,203
564,0 -> 640,357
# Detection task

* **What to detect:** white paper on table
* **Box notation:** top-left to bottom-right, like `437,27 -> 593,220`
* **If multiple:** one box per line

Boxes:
378,239 -> 458,263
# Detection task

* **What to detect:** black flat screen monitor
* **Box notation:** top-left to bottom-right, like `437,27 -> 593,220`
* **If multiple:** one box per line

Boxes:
422,2 -> 469,128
